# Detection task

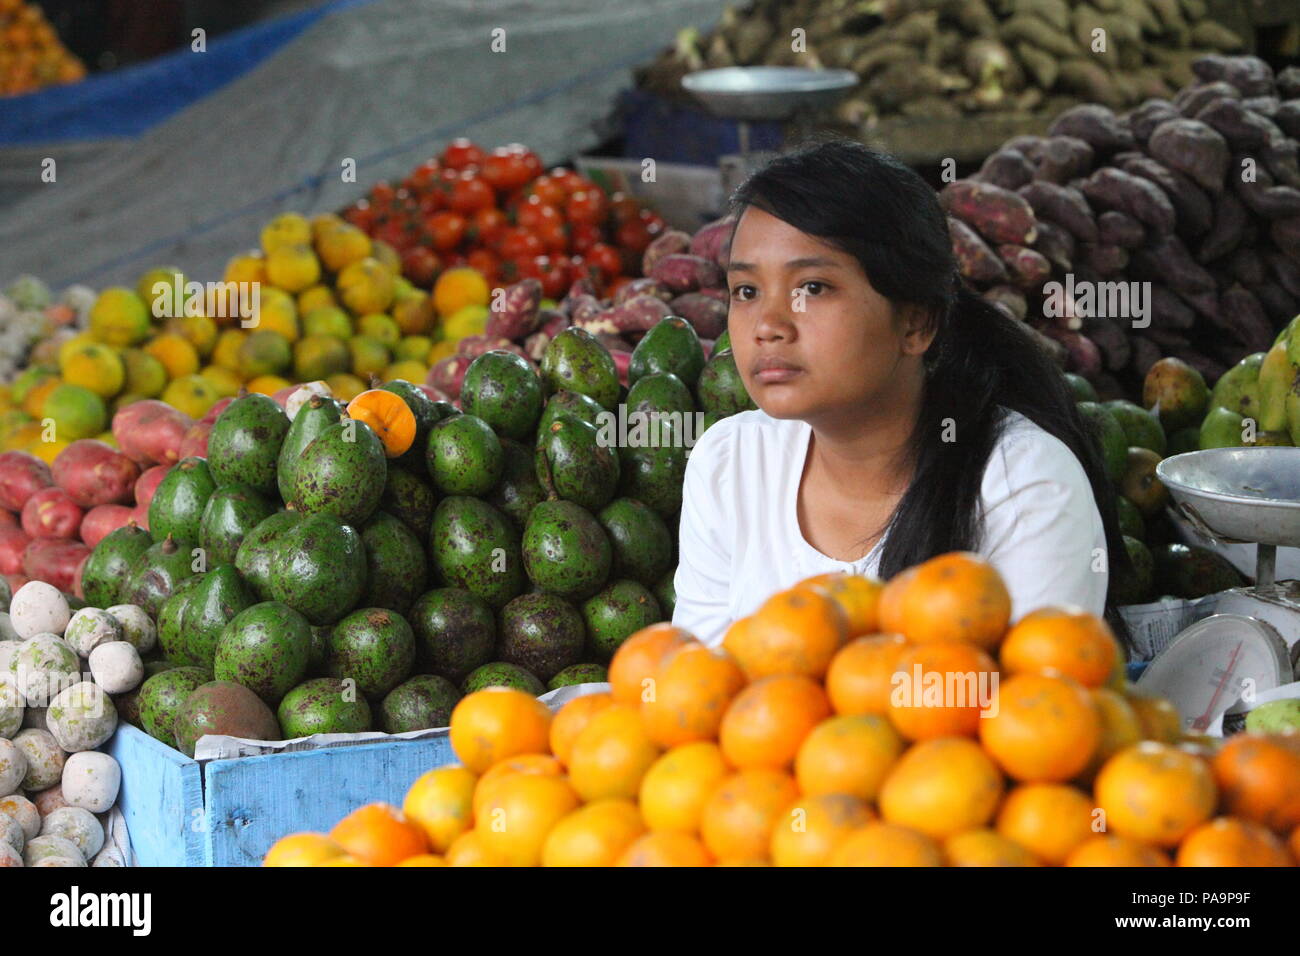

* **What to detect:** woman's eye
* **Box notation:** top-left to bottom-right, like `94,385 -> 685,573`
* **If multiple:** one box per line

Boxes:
802,281 -> 828,296
731,285 -> 756,301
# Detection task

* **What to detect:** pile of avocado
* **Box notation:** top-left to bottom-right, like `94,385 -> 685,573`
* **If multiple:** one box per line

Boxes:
82,316 -> 754,754
1068,359 -> 1246,608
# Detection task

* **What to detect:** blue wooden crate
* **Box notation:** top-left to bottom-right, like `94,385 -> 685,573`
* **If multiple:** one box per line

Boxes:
107,724 -> 456,867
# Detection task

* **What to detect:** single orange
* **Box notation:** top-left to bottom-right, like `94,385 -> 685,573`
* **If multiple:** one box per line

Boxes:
640,642 -> 744,748
1124,689 -> 1182,743
449,687 -> 552,774
473,754 -> 564,820
616,831 -> 712,867
794,713 -> 903,801
541,799 -> 646,867
829,822 -> 943,866
999,606 -> 1120,688
719,674 -> 831,770
769,793 -> 873,867
549,691 -> 614,767
825,633 -> 910,716
1212,733 -> 1300,833
263,832 -> 346,867
894,551 -> 1011,650
639,741 -> 729,834
979,673 -> 1101,782
1094,742 -> 1217,848
444,829 -> 507,867
797,572 -> 883,637
328,802 -> 429,867
608,624 -> 693,707
403,766 -> 476,853
699,769 -> 799,862
347,388 -> 417,457
878,737 -> 1004,840
396,854 -> 447,866
567,704 -> 661,802
1064,835 -> 1171,867
725,586 -> 847,680
1175,817 -> 1294,867
475,773 -> 580,867
876,566 -> 917,635
885,641 -> 998,741
943,829 -> 1040,867
995,783 -> 1097,865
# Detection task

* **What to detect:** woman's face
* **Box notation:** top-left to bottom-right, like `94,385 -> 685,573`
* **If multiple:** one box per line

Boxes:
726,206 -> 933,425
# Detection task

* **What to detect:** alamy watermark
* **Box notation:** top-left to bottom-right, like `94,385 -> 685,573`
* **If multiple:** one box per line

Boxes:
1043,273 -> 1150,330
151,275 -> 261,328
593,406 -> 706,452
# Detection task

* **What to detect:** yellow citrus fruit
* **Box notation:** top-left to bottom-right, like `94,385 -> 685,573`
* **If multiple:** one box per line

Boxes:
224,250 -> 267,287
161,374 -> 220,419
427,340 -> 457,364
639,741 -> 729,834
41,384 -> 107,440
395,335 -> 433,363
31,438 -> 70,465
260,212 -> 312,254
211,330 -> 247,373
89,287 -> 150,347
252,287 -> 300,342
199,365 -> 243,397
568,704 -> 661,802
442,304 -> 489,342
356,313 -> 401,348
238,330 -> 293,378
393,293 -> 434,336
770,793 -> 874,867
263,832 -> 345,867
348,336 -> 391,378
293,335 -> 351,382
302,306 -> 353,340
144,333 -> 200,380
297,285 -> 337,315
246,374 -> 291,396
475,773 -> 580,867
325,373 -> 367,403
370,239 -> 401,275
337,258 -> 396,315
402,766 -> 476,853
56,333 -> 95,367
433,267 -> 490,318
541,799 -> 646,867
385,360 -> 427,384
444,829 -> 506,866
395,854 -> 446,866
266,242 -> 322,293
311,213 -> 346,239
167,314 -> 219,358
59,342 -> 124,399
316,222 -> 373,272
22,377 -> 60,418
449,687 -> 553,775
136,265 -> 187,315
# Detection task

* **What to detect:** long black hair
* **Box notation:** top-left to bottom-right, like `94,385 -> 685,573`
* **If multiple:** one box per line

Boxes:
730,139 -> 1131,637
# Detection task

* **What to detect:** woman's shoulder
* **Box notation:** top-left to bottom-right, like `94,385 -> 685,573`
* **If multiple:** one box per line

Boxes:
984,408 -> 1092,495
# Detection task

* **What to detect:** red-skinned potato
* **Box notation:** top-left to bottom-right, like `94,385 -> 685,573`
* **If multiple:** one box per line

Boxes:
0,527 -> 30,574
178,422 -> 212,460
80,505 -> 135,550
22,537 -> 90,593
0,450 -> 54,512
111,400 -> 194,467
133,465 -> 169,510
72,552 -> 89,600
0,510 -> 15,530
50,439 -> 141,508
5,573 -> 28,594
130,501 -> 150,532
271,385 -> 297,409
21,487 -> 84,540
415,383 -> 452,404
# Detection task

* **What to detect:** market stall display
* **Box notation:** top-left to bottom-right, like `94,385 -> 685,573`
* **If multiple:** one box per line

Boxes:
265,553 -> 1300,867
0,0 -> 86,98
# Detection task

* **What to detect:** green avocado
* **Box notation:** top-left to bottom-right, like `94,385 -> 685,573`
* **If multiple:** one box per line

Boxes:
1110,535 -> 1154,606
408,587 -> 496,682
522,499 -> 612,601
461,350 -> 544,440
156,585 -> 196,665
1104,400 -> 1167,456
1077,401 -> 1128,483
324,607 -> 416,698
430,496 -> 525,610
277,677 -> 373,738
630,316 -> 706,389
497,591 -> 585,682
207,393 -> 290,496
653,568 -> 676,619
598,497 -> 673,588
234,510 -> 303,601
81,524 -> 152,608
381,379 -> 456,474
535,417 -> 619,513
181,564 -> 256,671
546,663 -> 608,691
461,661 -> 545,696
626,371 -> 696,419
695,349 -> 756,417
538,389 -> 606,434
148,457 -> 216,546
277,394 -> 341,503
213,601 -> 312,705
540,327 -> 620,410
486,438 -> 547,532
581,579 -> 663,662
121,535 -> 198,618
1063,372 -> 1098,403
426,413 -> 503,496
137,665 -> 212,745
380,464 -> 438,540
359,511 -> 427,616
290,419 -> 387,526
617,418 -> 688,518
267,514 -> 367,626
199,484 -> 276,567
379,674 -> 461,733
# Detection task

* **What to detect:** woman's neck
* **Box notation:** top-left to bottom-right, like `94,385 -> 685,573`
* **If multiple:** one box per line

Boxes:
804,378 -> 924,496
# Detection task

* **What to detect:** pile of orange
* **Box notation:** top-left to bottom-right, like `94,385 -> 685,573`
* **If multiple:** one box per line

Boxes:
265,551 -> 1300,866
0,0 -> 86,98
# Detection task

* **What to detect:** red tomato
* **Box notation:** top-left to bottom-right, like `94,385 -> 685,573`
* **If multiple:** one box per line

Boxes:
426,210 -> 467,251
466,248 -> 501,283
565,189 -> 607,226
441,138 -> 485,170
376,220 -> 408,250
608,193 -> 641,226
586,242 -> 623,279
482,148 -> 535,192
449,174 -> 495,214
443,252 -> 468,269
401,246 -> 441,286
343,201 -> 373,231
404,159 -> 442,193
516,195 -> 562,232
527,174 -> 567,208
568,221 -> 601,254
550,168 -> 588,194
369,180 -> 396,206
497,227 -> 544,261
469,207 -> 508,246
530,255 -> 571,299
614,216 -> 653,254
534,218 -> 569,254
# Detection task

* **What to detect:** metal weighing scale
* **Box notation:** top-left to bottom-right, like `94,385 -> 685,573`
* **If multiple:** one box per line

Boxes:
1147,448 -> 1300,732
681,66 -> 858,196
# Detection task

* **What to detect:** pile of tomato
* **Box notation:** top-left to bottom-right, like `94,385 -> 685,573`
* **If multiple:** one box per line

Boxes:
341,139 -> 668,297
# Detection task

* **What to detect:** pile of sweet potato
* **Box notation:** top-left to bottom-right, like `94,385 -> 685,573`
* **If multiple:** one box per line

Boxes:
427,218 -> 731,398
947,55 -> 1300,397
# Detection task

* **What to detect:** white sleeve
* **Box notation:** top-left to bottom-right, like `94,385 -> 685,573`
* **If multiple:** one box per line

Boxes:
980,428 -> 1109,621
671,426 -> 735,646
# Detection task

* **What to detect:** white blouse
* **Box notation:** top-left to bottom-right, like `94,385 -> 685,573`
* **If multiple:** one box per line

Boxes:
672,407 -> 1108,646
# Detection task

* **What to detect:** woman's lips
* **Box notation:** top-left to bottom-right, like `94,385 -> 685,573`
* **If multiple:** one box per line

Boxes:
752,358 -> 802,384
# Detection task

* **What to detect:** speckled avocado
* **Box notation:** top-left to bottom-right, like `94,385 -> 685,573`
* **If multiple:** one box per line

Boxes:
173,680 -> 281,757
538,389 -> 606,434
582,578 -> 663,662
137,665 -> 212,745
323,607 -> 415,698
497,591 -> 585,682
425,414 -> 503,496
148,457 -> 216,546
207,393 -> 291,496
535,417 -> 619,513
82,524 -> 151,608
379,674 -> 461,733
486,438 -> 547,532
696,348 -> 756,417
213,601 -> 312,705
522,499 -> 611,601
461,350 -> 544,440
359,511 -> 427,616
430,496 -> 525,610
380,464 -> 437,539
630,316 -> 706,389
547,662 -> 608,691
277,394 -> 340,503
276,677 -> 372,738
617,418 -> 687,519
408,587 -> 496,682
199,484 -> 276,567
182,564 -> 256,670
461,661 -> 545,696
381,380 -> 455,474
654,568 -> 676,618
234,510 -> 303,601
290,419 -> 387,526
122,535 -> 198,618
266,514 -> 367,626
598,497 -> 673,587
540,327 -> 620,410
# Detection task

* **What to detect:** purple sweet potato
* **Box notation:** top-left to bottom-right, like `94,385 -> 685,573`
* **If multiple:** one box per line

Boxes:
613,278 -> 672,306
1150,285 -> 1197,330
1031,220 -> 1077,271
1079,243 -> 1130,276
1215,285 -> 1274,351
484,278 -> 542,341
594,333 -> 632,353
1079,168 -> 1177,234
523,331 -> 551,362
1126,98 -> 1181,144
997,244 -> 1051,289
0,528 -> 27,575
563,277 -> 598,305
177,422 -> 211,462
1017,181 -> 1096,242
1197,188 -> 1248,262
601,294 -> 674,333
939,180 -> 1037,245
949,217 -> 1008,283
1174,81 -> 1240,117
1004,135 -> 1047,162
649,254 -> 724,294
670,293 -> 728,339
1147,119 -> 1230,193
1191,54 -> 1275,97
1276,102 -> 1300,139
1243,96 -> 1281,118
1267,250 -> 1300,297
1194,96 -> 1278,150
1280,67 -> 1300,99
1096,210 -> 1146,248
1043,327 -> 1103,377
1131,235 -> 1216,293
977,148 -> 1035,190
133,465 -> 168,510
1226,248 -> 1267,286
1271,216 -> 1300,263
0,451 -> 53,513
1047,104 -> 1135,155
1032,137 -> 1095,185
1262,134 -> 1300,189
428,354 -> 473,398
538,309 -> 570,339
1114,155 -> 1214,237
1082,317 -> 1133,372
689,217 -> 735,267
1234,178 -> 1300,220
1256,281 -> 1299,319
641,230 -> 693,275
567,294 -> 603,325
981,285 -> 1027,321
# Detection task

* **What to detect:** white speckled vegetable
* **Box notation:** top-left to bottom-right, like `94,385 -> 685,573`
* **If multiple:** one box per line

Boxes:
23,834 -> 84,866
8,581 -> 70,640
0,840 -> 19,866
13,728 -> 63,790
10,634 -> 80,706
40,805 -> 104,859
0,793 -> 41,839
0,737 -> 26,796
47,682 -> 117,753
0,673 -> 22,739
0,811 -> 23,854
61,751 -> 121,813
63,608 -> 123,658
88,642 -> 143,695
105,604 -> 156,654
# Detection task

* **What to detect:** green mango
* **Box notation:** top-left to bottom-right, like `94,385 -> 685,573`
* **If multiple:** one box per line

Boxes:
425,414 -> 503,496
538,390 -> 606,435
214,601 -> 312,705
121,535 -> 199,618
497,592 -> 585,682
695,349 -> 756,417
359,511 -> 428,615
547,663 -> 608,691
1064,372 -> 1098,403
535,417 -> 619,513
1151,543 -> 1245,599
1103,400 -> 1166,456
461,661 -> 544,696
379,465 -> 437,540
234,510 -> 303,601
378,674 -> 460,734
408,587 -> 497,682
629,316 -> 706,389
654,568 -> 676,618
277,394 -> 340,503
137,666 -> 212,744
324,607 -> 416,698
486,438 -> 547,532
429,496 -> 525,610
81,524 -> 152,608
598,497 -> 673,588
522,499 -> 611,601
1142,357 -> 1210,432
1254,339 -> 1294,433
1210,352 -> 1264,419
1115,496 -> 1145,541
207,393 -> 290,496
182,564 -> 256,671
1077,402 -> 1128,483
290,419 -> 387,526
460,350 -> 543,440
148,457 -> 216,546
267,514 -> 367,626
1110,535 -> 1154,606
381,380 -> 456,474
1166,426 -> 1201,456
617,418 -> 688,518
278,677 -> 373,737
199,484 -> 276,567
1199,406 -> 1246,450
540,327 -> 620,410
581,578 -> 663,663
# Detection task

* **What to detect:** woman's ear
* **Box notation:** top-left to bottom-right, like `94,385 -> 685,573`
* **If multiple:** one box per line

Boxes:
898,304 -> 939,356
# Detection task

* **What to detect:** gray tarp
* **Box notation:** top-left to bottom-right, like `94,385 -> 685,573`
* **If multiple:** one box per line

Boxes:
0,0 -> 725,289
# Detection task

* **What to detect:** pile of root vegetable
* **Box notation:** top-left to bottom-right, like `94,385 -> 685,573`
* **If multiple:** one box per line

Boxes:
638,0 -> 1247,124
944,54 -> 1300,398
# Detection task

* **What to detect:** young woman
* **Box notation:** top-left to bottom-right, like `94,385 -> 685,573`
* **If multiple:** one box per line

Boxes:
672,139 -> 1126,647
